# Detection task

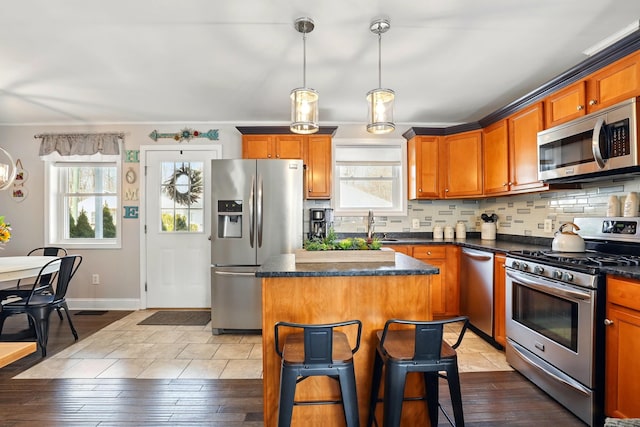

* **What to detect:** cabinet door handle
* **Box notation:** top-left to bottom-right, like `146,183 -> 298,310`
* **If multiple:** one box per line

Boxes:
589,99 -> 598,106
577,105 -> 584,111
604,319 -> 614,326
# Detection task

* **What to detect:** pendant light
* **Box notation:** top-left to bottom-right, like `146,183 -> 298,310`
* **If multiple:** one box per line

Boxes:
290,17 -> 319,134
367,18 -> 395,134
0,147 -> 16,191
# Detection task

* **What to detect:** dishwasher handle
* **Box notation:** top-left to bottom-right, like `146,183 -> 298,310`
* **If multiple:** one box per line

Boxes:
462,248 -> 493,262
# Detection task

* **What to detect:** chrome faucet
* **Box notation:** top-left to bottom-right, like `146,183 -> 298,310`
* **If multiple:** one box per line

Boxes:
366,210 -> 375,239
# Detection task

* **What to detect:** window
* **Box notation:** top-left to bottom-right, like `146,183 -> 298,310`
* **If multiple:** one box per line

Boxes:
45,160 -> 121,248
159,161 -> 204,233
332,139 -> 406,216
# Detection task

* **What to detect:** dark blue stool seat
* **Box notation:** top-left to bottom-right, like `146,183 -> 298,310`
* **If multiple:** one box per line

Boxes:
366,316 -> 469,427
274,320 -> 362,427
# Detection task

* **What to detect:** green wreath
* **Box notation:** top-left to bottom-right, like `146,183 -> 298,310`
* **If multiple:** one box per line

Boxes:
163,166 -> 203,205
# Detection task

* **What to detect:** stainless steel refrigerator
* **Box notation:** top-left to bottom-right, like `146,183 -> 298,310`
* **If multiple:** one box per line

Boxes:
210,159 -> 303,334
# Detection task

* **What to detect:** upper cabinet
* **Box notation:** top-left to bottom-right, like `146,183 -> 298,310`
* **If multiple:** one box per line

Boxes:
587,51 -> 640,113
441,130 -> 483,198
238,127 -> 337,200
508,102 -> 547,193
543,51 -> 640,127
544,81 -> 587,128
407,135 -> 441,199
303,135 -> 332,199
407,131 -> 482,199
242,134 -> 304,159
482,119 -> 510,195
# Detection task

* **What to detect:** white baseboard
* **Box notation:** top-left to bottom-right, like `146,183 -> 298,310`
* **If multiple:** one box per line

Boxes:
66,298 -> 141,311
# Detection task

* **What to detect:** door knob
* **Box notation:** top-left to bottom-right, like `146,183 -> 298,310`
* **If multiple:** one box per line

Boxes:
604,319 -> 614,326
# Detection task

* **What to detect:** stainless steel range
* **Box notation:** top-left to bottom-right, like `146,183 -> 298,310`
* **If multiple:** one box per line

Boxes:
505,217 -> 640,427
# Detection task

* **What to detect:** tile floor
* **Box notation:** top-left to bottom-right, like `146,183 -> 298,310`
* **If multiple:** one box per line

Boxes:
14,310 -> 512,380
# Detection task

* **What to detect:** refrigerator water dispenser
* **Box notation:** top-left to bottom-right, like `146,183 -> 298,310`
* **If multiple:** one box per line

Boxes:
217,200 -> 242,238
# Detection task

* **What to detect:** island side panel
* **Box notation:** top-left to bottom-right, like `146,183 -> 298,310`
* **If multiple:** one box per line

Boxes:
262,274 -> 432,427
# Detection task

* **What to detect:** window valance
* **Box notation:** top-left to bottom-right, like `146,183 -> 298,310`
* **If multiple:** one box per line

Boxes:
37,133 -> 124,161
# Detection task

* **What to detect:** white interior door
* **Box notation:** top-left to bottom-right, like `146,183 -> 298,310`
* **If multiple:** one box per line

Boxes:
143,146 -> 221,308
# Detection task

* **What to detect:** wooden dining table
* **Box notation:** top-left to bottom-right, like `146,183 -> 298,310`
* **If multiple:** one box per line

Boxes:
0,256 -> 60,288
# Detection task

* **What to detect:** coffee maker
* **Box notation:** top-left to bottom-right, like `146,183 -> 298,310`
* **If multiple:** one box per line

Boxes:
309,208 -> 334,239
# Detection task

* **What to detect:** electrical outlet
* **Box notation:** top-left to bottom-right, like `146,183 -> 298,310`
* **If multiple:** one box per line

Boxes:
544,219 -> 553,233
92,274 -> 100,285
412,218 -> 420,229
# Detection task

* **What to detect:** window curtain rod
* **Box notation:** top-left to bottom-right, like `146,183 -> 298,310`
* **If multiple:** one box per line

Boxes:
33,132 -> 125,139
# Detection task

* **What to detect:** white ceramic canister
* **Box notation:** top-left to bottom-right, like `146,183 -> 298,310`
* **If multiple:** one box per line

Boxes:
481,222 -> 497,240
444,225 -> 454,239
455,221 -> 466,239
607,195 -> 620,217
433,225 -> 444,239
623,192 -> 639,217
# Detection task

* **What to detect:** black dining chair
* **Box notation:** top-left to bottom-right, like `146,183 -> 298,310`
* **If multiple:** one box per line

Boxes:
367,316 -> 469,427
0,255 -> 82,357
0,246 -> 68,298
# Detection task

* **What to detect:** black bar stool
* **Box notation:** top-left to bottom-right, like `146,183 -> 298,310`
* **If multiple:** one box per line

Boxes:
274,319 -> 363,427
366,316 -> 469,427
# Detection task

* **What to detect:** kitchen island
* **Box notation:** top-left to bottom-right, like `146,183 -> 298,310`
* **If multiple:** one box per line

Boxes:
257,252 -> 439,427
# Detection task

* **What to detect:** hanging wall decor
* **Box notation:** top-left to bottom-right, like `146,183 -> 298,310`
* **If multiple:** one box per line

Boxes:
11,159 -> 28,202
163,165 -> 203,206
148,128 -> 219,142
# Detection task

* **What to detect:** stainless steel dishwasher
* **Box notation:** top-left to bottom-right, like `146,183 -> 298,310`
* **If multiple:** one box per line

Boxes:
460,248 -> 495,338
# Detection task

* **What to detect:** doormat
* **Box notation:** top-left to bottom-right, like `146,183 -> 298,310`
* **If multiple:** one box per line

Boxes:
75,310 -> 109,316
137,311 -> 211,326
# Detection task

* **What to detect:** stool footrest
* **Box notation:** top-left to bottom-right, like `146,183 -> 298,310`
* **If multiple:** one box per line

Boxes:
294,399 -> 344,406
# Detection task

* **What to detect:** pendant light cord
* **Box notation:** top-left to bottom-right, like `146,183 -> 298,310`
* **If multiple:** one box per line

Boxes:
378,31 -> 382,88
302,31 -> 307,88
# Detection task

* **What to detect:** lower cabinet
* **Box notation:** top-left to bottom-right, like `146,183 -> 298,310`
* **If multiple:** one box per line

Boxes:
411,245 -> 460,318
493,253 -> 507,347
605,275 -> 640,418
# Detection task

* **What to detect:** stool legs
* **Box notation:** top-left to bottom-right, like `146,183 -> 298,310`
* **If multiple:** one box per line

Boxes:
367,351 -> 384,427
424,371 -> 440,426
337,365 -> 360,427
383,363 -> 408,427
277,366 -> 298,427
446,364 -> 465,427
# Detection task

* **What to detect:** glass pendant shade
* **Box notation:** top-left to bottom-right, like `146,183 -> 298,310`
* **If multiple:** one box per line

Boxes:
366,88 -> 395,134
290,87 -> 319,134
0,147 -> 16,191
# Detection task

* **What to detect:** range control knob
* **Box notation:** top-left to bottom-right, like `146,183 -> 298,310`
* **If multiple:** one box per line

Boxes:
534,266 -> 545,275
553,270 -> 563,280
563,272 -> 574,282
520,263 -> 529,271
511,261 -> 520,269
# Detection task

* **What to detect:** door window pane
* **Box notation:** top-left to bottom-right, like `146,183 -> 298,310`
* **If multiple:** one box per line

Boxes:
160,162 -> 204,232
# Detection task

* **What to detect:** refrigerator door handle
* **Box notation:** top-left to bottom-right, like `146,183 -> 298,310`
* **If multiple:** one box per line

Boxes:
249,174 -> 255,248
257,174 -> 263,247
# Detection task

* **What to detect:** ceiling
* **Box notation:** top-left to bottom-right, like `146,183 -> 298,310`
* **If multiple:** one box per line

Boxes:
2,0 -> 640,130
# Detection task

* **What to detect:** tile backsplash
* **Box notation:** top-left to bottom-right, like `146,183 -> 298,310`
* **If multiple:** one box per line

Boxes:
303,175 -> 640,238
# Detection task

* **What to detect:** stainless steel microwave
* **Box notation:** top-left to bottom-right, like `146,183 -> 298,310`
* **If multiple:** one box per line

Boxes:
537,97 -> 640,182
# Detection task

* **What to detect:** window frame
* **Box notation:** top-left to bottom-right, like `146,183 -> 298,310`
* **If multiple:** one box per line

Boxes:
331,138 -> 407,217
45,158 -> 122,249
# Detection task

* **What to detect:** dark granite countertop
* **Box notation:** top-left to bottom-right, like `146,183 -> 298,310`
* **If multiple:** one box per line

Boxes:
256,252 -> 440,278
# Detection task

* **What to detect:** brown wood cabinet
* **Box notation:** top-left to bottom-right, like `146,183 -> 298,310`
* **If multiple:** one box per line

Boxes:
493,253 -> 507,348
411,245 -> 460,318
605,275 -> 640,418
441,130 -> 483,198
508,102 -> 548,193
242,134 -> 304,159
385,245 -> 411,255
544,81 -> 587,128
587,51 -> 640,113
303,135 -> 332,199
407,136 -> 442,199
241,132 -> 333,199
482,120 -> 510,195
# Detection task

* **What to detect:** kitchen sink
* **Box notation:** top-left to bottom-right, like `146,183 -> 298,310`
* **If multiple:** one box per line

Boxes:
380,238 -> 398,242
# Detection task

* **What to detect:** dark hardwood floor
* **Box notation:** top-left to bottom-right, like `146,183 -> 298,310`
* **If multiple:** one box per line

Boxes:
0,311 -> 587,426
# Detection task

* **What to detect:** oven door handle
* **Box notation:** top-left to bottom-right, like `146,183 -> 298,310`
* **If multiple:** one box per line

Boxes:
509,340 -> 591,397
592,117 -> 607,169
506,270 -> 592,301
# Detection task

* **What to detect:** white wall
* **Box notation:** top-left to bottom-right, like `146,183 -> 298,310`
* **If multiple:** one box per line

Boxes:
3,122 -> 640,309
